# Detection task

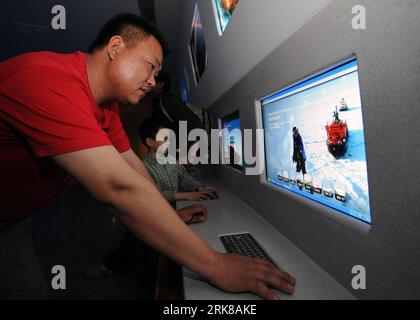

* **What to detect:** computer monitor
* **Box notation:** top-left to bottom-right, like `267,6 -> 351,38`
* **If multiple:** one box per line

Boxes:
260,58 -> 371,224
189,4 -> 208,84
221,111 -> 243,171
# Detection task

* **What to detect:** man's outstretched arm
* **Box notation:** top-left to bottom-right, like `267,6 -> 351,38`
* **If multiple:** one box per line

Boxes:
120,149 -> 154,184
52,146 -> 296,299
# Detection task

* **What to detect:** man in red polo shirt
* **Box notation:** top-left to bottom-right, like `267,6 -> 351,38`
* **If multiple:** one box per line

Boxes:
0,13 -> 296,300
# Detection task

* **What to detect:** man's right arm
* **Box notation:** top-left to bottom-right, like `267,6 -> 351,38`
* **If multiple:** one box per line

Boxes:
52,145 -> 296,299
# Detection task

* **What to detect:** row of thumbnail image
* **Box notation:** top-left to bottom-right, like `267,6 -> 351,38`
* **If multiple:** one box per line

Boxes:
276,170 -> 347,203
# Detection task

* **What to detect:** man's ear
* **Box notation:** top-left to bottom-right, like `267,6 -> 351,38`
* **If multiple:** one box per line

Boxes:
107,36 -> 124,60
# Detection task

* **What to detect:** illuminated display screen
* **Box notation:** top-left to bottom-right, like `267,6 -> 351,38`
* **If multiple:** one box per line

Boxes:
261,59 -> 371,224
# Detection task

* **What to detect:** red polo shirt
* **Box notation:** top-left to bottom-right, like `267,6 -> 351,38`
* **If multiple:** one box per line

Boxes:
0,51 -> 131,230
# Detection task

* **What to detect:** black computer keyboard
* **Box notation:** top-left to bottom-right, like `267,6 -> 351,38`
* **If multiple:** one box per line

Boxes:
220,233 -> 276,266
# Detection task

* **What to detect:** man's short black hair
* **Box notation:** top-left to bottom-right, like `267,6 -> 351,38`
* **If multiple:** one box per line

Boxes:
88,13 -> 169,56
156,71 -> 171,92
139,117 -> 164,146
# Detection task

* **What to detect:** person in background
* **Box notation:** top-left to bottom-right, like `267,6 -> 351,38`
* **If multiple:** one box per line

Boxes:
292,127 -> 307,179
140,117 -> 218,203
84,117 -> 215,283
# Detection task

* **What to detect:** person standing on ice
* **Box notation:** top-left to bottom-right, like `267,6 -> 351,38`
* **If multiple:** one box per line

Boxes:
292,127 -> 307,178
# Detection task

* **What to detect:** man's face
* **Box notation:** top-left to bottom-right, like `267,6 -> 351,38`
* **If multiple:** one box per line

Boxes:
106,35 -> 163,105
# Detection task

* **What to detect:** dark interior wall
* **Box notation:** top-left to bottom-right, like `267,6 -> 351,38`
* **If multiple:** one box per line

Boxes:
0,0 -> 139,61
153,0 -> 182,92
201,0 -> 420,299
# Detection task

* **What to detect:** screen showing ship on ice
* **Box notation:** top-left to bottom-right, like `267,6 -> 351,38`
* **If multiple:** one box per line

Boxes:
262,59 -> 371,224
